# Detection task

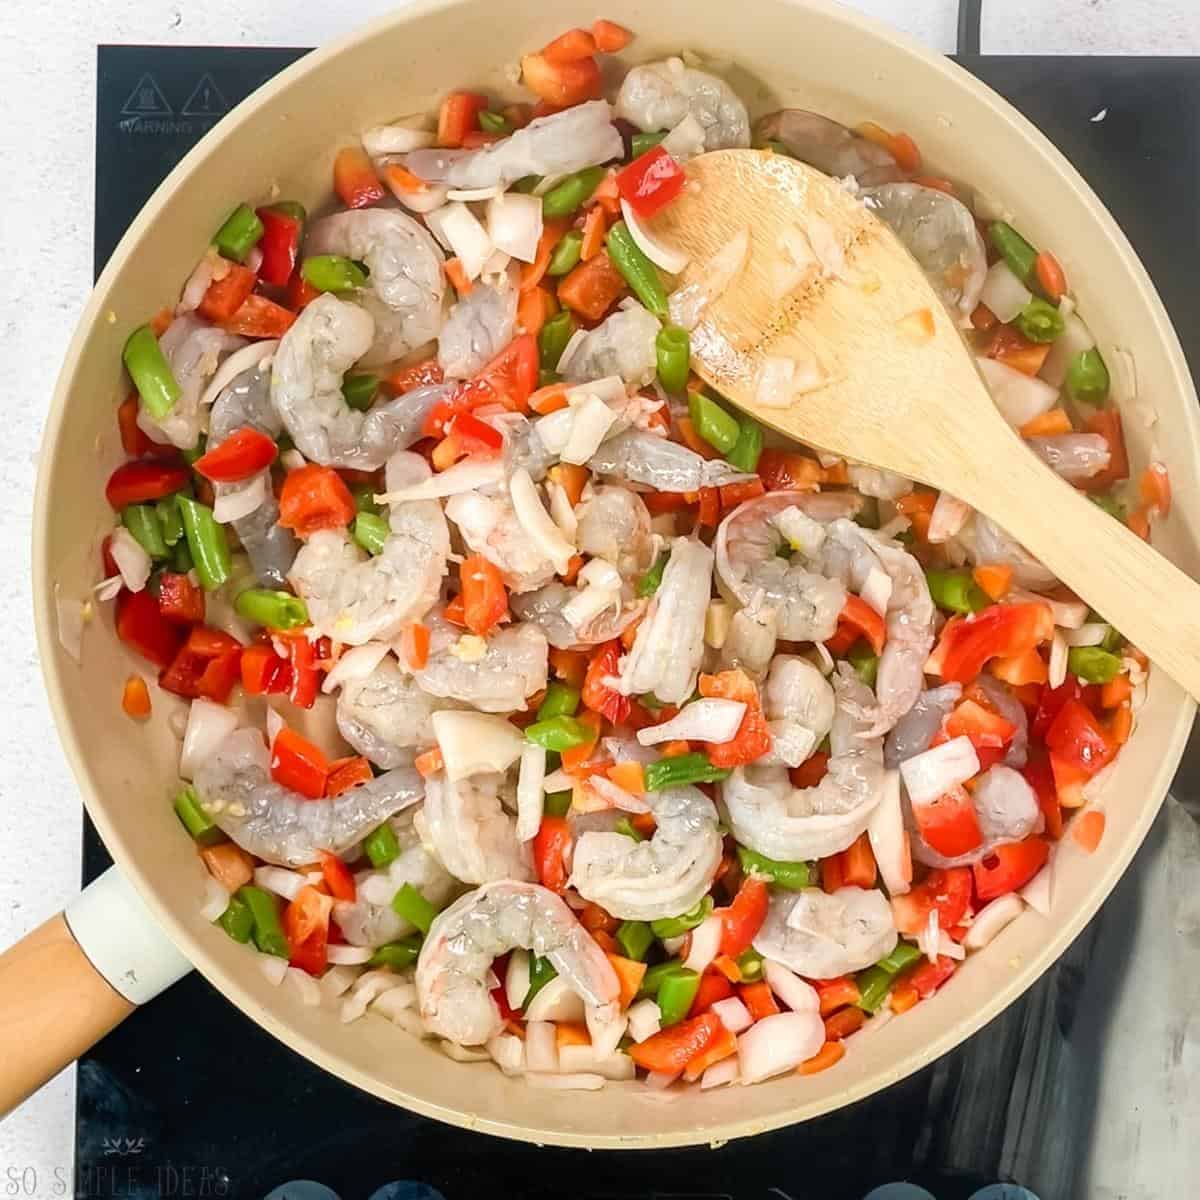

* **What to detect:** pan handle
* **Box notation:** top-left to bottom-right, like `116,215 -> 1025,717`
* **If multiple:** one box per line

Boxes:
0,867 -> 191,1117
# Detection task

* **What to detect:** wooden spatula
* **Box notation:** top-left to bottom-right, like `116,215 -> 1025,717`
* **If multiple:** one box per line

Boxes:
647,148 -> 1200,700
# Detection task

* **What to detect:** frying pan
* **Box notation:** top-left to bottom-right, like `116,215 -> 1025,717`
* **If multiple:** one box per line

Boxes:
2,0 -> 1196,1148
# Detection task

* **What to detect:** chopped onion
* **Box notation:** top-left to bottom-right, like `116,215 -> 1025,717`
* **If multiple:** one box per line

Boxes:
370,984 -> 418,1022
212,473 -> 267,524
523,976 -> 585,1024
527,1072 -> 605,1091
285,967 -> 322,1007
524,1021 -> 558,1073
440,1040 -> 490,1063
1048,630 -> 1068,688
546,481 -> 578,541
1062,622 -> 1108,648
180,697 -> 240,779
447,184 -> 504,202
376,457 -> 504,502
321,642 -> 390,694
542,768 -> 573,794
254,865 -> 308,901
554,327 -> 588,375
505,948 -> 531,1013
585,1006 -> 627,1060
93,576 -> 123,602
509,467 -> 576,575
868,770 -> 910,896
341,971 -> 402,1023
1007,588 -> 1086,630
979,260 -> 1032,324
109,526 -> 151,593
561,394 -> 619,465
661,114 -> 706,161
754,350 -> 826,407
583,774 -> 649,815
320,965 -> 360,999
257,953 -> 289,986
636,699 -> 746,746
763,960 -> 820,1013
1020,860 -> 1052,915
424,202 -> 493,280
681,914 -> 724,974
859,565 -> 893,617
704,600 -> 732,649
642,1069 -> 680,1091
899,736 -> 980,808
199,339 -> 279,409
200,876 -> 231,923
265,707 -> 286,749
700,1057 -> 740,1090
927,493 -> 972,544
280,449 -> 307,472
565,374 -> 629,405
737,1011 -> 825,1084
626,997 -> 662,1043
487,1032 -> 526,1075
532,172 -> 569,196
486,192 -> 542,263
516,742 -> 547,841
326,944 -> 374,966
619,198 -> 689,275
1040,312 -> 1095,388
179,249 -> 219,312
362,123 -> 435,156
432,710 -> 525,782
710,996 -> 753,1034
558,1045 -> 636,1080
976,357 -> 1058,429
386,173 -> 449,214
963,894 -> 1024,951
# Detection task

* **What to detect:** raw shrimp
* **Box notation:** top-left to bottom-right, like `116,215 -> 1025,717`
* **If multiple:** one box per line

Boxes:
193,727 -> 422,866
561,305 -> 660,388
587,429 -> 752,492
862,183 -> 988,319
884,683 -> 962,769
753,886 -> 898,979
759,655 -> 836,768
817,519 -> 935,737
333,811 -> 459,946
336,656 -> 452,768
718,607 -> 778,678
418,773 -> 533,885
754,110 -> 904,187
846,464 -> 913,501
963,514 -> 1058,590
139,314 -> 246,450
570,786 -> 723,921
972,675 -> 1029,768
414,612 -> 548,713
615,59 -> 750,151
444,490 -> 557,593
288,451 -> 449,645
303,209 -> 445,366
410,100 -> 623,191
1028,434 -> 1111,483
207,358 -> 299,587
499,413 -> 556,483
714,491 -> 861,642
272,293 -> 452,469
437,281 -> 518,379
722,666 -> 886,861
574,486 -> 655,577
509,581 -> 644,648
616,536 -> 712,704
415,880 -> 620,1045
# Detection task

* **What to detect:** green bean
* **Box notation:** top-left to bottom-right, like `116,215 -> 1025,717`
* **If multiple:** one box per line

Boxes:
1100,624 -> 1124,654
547,230 -> 583,277
687,391 -> 740,455
606,221 -> 669,319
524,955 -> 558,1006
353,512 -> 389,556
630,130 -> 668,159
736,947 -> 764,981
369,937 -> 423,969
155,496 -> 183,546
173,784 -> 223,845
1017,297 -> 1065,343
364,822 -> 401,868
122,504 -> 168,559
538,309 -> 576,371
234,588 -> 309,630
614,816 -> 644,842
543,789 -> 573,818
736,846 -> 813,890
218,895 -> 255,943
1065,348 -> 1110,405
616,920 -> 655,962
541,167 -> 606,218
478,110 -> 511,134
727,412 -> 764,472
650,896 -> 713,940
342,373 -> 378,411
925,568 -> 989,615
171,539 -> 193,573
237,885 -> 290,958
656,969 -> 701,1026
123,325 -> 181,420
524,715 -> 594,752
643,752 -> 730,793
655,325 -> 690,393
176,495 -> 231,591
214,203 -> 264,263
988,221 -> 1038,284
1068,645 -> 1122,684
1089,492 -> 1124,520
636,551 -> 669,598
391,883 -> 438,935
537,682 -> 581,720
511,175 -> 542,194
637,960 -> 685,998
351,483 -> 380,516
302,254 -> 369,293
849,640 -> 879,688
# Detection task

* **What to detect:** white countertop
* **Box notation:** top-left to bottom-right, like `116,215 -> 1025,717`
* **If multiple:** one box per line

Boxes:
1,0 -> 1197,1186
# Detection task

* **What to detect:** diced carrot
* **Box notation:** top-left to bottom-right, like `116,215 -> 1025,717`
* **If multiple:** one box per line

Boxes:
557,251 -> 625,320
989,647 -> 1048,686
607,760 -> 646,796
541,27 -> 597,63
325,756 -> 373,798
1127,507 -> 1151,541
589,171 -> 621,216
1072,808 -> 1106,853
461,130 -> 503,149
1019,408 -> 1073,438
823,1006 -> 865,1041
149,307 -> 174,337
660,740 -> 692,758
380,162 -> 428,195
1139,461 -> 1171,517
840,833 -> 877,889
1107,703 -> 1133,747
816,976 -> 861,1016
797,1040 -> 846,1075
547,463 -> 590,506
789,751 -> 830,789
821,853 -> 845,894
820,460 -> 850,485
520,52 -> 602,107
517,284 -> 557,337
443,593 -> 466,626
591,930 -> 618,954
121,674 -> 151,719
1035,250 -> 1068,303
221,295 -> 297,338
528,382 -> 570,415
561,711 -> 602,773
630,812 -> 657,838
443,257 -> 473,295
581,902 -> 619,933
889,982 -> 920,1014
556,1022 -> 591,1048
415,747 -> 444,778
606,953 -> 647,1009
1083,409 -> 1130,492
696,486 -> 721,528
549,647 -> 588,688
971,303 -> 998,331
560,554 -> 583,585
682,1024 -> 738,1081
200,842 -> 255,892
676,416 -> 722,460
972,563 -> 1013,601
896,307 -> 935,341
711,954 -> 742,984
738,981 -> 779,1022
719,478 -> 766,510
581,204 -> 607,261
895,490 -> 937,516
856,121 -> 921,172
1100,673 -> 1132,709
399,622 -> 430,670
987,324 -> 1051,376
591,18 -> 633,52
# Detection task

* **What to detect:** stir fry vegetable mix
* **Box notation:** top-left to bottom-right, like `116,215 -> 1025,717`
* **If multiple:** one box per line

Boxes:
96,18 -> 1160,1092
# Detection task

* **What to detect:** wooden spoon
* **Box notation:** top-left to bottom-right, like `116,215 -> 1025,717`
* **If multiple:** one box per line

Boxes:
648,149 -> 1200,699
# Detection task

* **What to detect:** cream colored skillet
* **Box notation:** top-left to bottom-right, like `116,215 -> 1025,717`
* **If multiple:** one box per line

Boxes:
1,0 -> 1197,1148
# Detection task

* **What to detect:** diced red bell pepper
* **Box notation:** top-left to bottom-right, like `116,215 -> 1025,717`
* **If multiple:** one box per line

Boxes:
941,697 -> 1017,770
698,669 -> 772,768
192,426 -> 277,483
533,815 -> 573,893
284,270 -> 321,313
910,783 -> 983,858
115,587 -> 186,668
278,464 -> 356,538
688,971 -> 735,1017
836,594 -> 886,656
386,357 -> 444,397
274,631 -> 320,710
614,145 -> 686,220
437,91 -> 489,148
715,876 -> 769,957
333,146 -> 385,209
839,832 -> 878,889
1081,410 -> 1130,492
972,837 -> 1050,901
1031,678 -> 1083,739
756,451 -> 824,493
930,602 -> 1054,685
105,460 -> 189,509
718,478 -> 766,510
520,52 -> 602,107
325,755 -> 374,798
271,726 -> 329,799
891,867 -> 973,935
477,333 -> 539,411
1022,754 -> 1063,839
1045,698 -> 1114,777
319,851 -> 357,903
284,884 -> 332,975
117,393 -> 173,460
221,294 -> 297,338
789,751 -> 830,789
197,262 -> 258,324
581,640 -> 631,725
591,18 -> 633,52
156,571 -> 205,625
255,206 -> 303,287
447,410 -> 504,456
904,955 -> 957,1000
159,626 -> 243,703
628,1011 -> 723,1074
240,642 -> 289,695
459,554 -> 509,636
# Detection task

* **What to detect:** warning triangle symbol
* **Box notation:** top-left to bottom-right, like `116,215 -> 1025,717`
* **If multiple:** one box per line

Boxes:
120,73 -> 173,118
181,73 -> 229,118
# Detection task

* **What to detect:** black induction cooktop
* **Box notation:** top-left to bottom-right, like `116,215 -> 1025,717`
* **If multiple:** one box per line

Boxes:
78,45 -> 1200,1200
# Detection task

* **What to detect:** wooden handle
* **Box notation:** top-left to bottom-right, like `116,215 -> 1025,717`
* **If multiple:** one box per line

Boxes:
0,913 -> 134,1118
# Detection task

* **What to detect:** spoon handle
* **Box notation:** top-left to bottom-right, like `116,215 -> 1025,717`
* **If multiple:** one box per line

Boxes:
941,418 -> 1200,701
